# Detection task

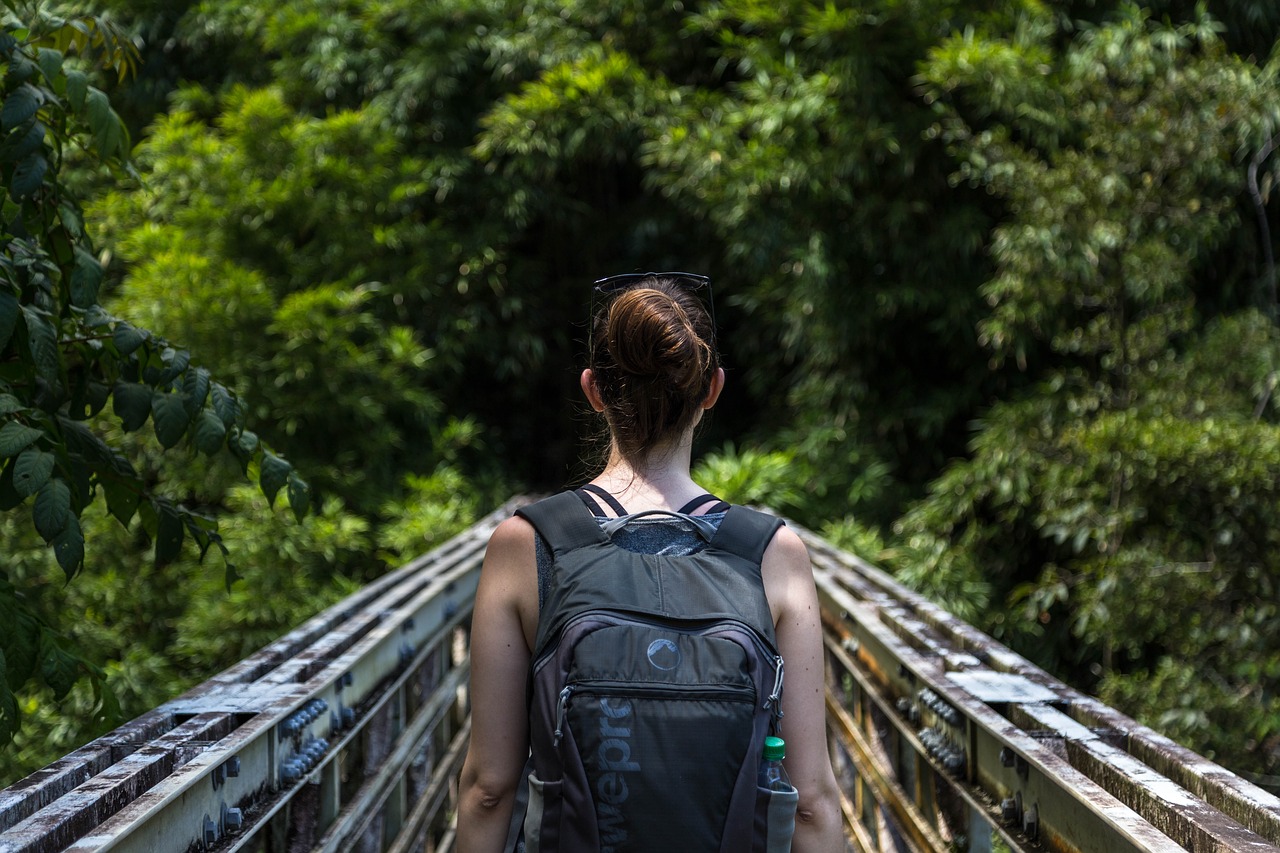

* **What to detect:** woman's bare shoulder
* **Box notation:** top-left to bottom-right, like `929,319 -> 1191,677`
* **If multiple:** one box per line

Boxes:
763,523 -> 811,573
487,514 -> 537,551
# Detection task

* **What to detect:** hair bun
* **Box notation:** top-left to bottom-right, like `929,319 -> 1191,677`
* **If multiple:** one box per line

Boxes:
588,276 -> 719,461
606,288 -> 710,396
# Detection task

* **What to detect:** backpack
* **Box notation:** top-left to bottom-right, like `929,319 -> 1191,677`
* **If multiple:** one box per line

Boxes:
511,491 -> 799,853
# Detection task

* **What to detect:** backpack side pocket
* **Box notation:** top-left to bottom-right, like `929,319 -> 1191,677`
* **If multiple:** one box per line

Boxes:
755,783 -> 798,853
522,773 -> 562,853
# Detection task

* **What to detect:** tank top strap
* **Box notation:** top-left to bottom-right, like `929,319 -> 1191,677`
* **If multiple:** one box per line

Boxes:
576,483 -> 628,516
677,493 -> 731,515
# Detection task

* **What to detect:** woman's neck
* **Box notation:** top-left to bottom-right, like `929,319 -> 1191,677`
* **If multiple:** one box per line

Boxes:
591,439 -> 704,513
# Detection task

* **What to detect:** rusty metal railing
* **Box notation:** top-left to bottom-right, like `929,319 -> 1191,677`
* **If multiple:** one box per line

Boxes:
799,521 -> 1280,853
3,499 -> 1280,852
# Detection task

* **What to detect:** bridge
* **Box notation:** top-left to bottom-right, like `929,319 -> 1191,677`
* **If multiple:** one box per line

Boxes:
2,497 -> 1279,852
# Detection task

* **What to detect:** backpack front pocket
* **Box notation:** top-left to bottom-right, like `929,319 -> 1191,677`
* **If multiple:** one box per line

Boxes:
539,620 -> 777,850
564,682 -> 756,852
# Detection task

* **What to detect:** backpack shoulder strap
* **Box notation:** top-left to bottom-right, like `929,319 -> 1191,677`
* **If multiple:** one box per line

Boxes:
709,505 -> 785,565
515,491 -> 609,557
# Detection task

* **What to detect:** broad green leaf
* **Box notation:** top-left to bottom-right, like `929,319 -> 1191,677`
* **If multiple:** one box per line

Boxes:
9,151 -> 47,199
0,288 -> 17,350
57,416 -> 131,475
1,84 -> 40,131
12,447 -> 53,498
32,477 -> 70,542
4,53 -> 37,85
0,394 -> 24,415
259,451 -> 290,506
20,307 -> 58,385
192,409 -> 226,455
83,304 -> 112,328
58,202 -> 84,239
233,429 -> 258,465
154,505 -> 184,567
210,383 -> 240,427
84,87 -> 124,160
157,348 -> 190,387
182,367 -> 210,416
0,120 -> 45,160
69,248 -> 102,308
112,382 -> 151,432
65,69 -> 87,112
36,48 -> 62,83
287,473 -> 310,522
38,631 -> 80,698
112,323 -> 146,355
52,515 -> 85,580
102,476 -> 140,527
0,422 -> 42,457
151,393 -> 190,449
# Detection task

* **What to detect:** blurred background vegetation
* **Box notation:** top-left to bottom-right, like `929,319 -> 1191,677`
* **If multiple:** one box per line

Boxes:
3,0 -> 1280,791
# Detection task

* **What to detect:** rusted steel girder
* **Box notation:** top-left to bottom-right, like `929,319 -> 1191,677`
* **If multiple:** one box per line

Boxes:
792,517 -> 1280,853
0,499 -> 520,853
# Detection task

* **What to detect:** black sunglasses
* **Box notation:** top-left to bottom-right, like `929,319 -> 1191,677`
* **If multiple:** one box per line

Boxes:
589,271 -> 716,349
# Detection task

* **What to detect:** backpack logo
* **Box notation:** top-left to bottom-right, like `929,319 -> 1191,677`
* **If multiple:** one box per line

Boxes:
597,698 -> 638,851
646,638 -> 681,671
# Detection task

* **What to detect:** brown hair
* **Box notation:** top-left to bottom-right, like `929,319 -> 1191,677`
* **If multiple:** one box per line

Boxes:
589,276 -> 719,462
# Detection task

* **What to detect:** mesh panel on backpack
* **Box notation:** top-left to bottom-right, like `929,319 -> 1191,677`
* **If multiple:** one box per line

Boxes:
512,491 -> 798,853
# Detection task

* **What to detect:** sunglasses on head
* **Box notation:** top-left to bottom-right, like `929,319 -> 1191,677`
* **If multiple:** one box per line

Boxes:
589,272 -> 716,349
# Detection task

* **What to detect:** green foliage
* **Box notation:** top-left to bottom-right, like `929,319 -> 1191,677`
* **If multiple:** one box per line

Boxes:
4,0 -> 1280,793
894,7 -> 1280,776
0,2 -> 309,752
377,464 -> 489,560
0,488 -> 368,780
923,4 -> 1277,370
693,443 -> 804,510
89,87 -> 472,512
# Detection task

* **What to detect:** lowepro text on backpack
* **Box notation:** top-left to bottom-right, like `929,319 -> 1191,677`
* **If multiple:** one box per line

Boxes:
512,491 -> 799,853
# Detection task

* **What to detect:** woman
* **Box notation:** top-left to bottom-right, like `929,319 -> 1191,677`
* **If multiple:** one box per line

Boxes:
458,272 -> 844,852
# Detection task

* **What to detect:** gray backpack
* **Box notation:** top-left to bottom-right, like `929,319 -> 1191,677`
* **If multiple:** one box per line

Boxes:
511,491 -> 798,853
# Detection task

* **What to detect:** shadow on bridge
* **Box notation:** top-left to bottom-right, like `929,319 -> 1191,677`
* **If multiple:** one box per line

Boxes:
3,497 -> 1279,852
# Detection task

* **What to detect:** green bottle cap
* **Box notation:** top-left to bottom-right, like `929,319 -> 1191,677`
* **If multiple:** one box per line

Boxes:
763,736 -> 786,761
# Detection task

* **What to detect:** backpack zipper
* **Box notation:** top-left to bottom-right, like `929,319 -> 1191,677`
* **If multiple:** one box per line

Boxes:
765,654 -> 785,729
535,611 -> 783,689
552,680 -> 755,748
554,686 -> 572,746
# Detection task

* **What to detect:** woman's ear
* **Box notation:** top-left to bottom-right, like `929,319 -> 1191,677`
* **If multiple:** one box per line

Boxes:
580,369 -> 606,412
702,368 -> 726,410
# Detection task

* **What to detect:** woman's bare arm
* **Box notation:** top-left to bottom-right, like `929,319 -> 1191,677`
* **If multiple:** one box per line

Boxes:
457,516 -> 538,853
763,526 -> 846,852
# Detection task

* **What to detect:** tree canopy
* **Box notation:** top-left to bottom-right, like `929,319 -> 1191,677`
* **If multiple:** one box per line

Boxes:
3,0 -> 1279,789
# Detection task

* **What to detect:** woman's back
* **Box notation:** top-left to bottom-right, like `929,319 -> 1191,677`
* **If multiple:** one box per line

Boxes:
456,272 -> 844,852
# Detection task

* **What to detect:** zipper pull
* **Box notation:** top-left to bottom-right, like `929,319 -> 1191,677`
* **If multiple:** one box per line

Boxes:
553,686 -> 573,747
765,656 -> 785,720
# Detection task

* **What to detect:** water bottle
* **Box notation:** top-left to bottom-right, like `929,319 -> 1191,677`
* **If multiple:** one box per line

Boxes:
758,736 -> 792,791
